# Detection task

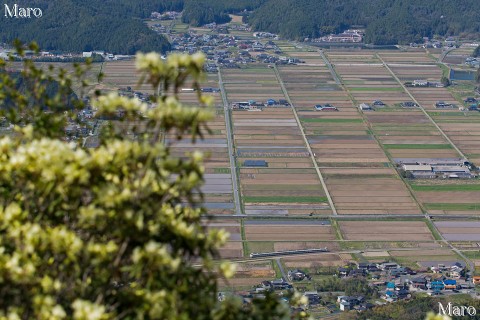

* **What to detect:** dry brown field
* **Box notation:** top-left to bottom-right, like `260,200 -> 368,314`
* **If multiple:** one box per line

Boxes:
203,220 -> 243,257
377,50 -> 436,64
434,221 -> 480,241
327,50 -> 381,64
324,173 -> 421,214
278,65 -> 354,110
223,68 -> 329,213
339,221 -> 434,241
245,225 -> 335,241
334,63 -> 409,105
438,122 -> 480,162
283,253 -> 350,268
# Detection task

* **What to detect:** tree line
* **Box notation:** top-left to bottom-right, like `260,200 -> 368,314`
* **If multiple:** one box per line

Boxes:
179,0 -> 480,45
0,0 -> 179,54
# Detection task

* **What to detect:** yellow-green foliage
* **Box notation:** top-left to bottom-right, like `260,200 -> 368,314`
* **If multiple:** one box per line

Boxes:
0,45 -> 308,319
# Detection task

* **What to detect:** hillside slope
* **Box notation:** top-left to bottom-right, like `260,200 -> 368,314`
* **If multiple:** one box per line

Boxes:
0,0 -> 182,53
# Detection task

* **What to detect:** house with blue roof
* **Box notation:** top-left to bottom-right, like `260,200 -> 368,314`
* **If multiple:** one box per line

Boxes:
443,279 -> 457,290
430,281 -> 445,291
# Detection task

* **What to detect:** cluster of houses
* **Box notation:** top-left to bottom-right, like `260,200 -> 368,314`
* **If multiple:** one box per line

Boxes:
459,97 -> 479,111
405,80 -> 445,88
0,48 -> 117,62
219,259 -> 473,314
336,260 -> 471,312
434,101 -> 457,109
337,296 -> 374,311
166,31 -> 292,69
397,158 -> 476,179
253,32 -> 279,40
357,101 -> 386,111
232,99 -> 290,110
400,101 -> 419,108
150,11 -> 180,20
312,30 -> 364,43
465,57 -> 480,68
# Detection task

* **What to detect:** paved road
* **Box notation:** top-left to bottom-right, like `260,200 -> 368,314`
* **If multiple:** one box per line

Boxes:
207,213 -> 480,220
218,69 -> 242,215
377,54 -> 466,159
273,65 -> 338,215
275,258 -> 288,280
319,50 -> 341,85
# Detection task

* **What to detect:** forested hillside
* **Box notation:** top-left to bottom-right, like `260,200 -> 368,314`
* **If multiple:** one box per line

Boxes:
1,0 -> 479,51
180,0 -> 480,45
247,0 -> 480,44
181,0 -> 266,26
0,0 -> 181,54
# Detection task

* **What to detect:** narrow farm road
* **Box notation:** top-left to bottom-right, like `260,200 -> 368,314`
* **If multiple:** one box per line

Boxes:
273,65 -> 338,215
218,69 -> 242,215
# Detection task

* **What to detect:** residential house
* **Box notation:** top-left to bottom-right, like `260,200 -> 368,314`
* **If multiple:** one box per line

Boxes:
430,280 -> 445,291
304,291 -> 321,306
443,279 -> 457,290
349,269 -> 367,277
338,296 -> 364,311
270,278 -> 292,290
266,99 -> 278,106
411,277 -> 428,290
377,262 -> 399,271
338,267 -> 350,277
358,103 -> 373,111
288,269 -> 307,281
401,101 -> 419,108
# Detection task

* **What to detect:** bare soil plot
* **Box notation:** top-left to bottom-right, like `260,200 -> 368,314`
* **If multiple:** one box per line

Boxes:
327,50 -> 380,64
362,251 -> 390,257
273,241 -> 340,252
434,221 -> 480,241
324,172 -> 421,214
438,122 -> 480,160
245,221 -> 335,241
283,253 -> 350,268
203,220 -> 242,257
168,107 -> 235,213
334,63 -> 409,104
278,65 -> 354,109
339,221 -> 434,241
222,77 -> 329,211
365,113 -> 459,158
377,51 -> 436,64
389,248 -> 455,258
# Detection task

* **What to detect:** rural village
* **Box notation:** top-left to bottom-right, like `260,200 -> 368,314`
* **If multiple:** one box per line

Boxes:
2,9 -> 480,319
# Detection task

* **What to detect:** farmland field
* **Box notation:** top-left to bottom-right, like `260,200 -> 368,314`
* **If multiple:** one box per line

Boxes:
244,220 -> 335,241
332,61 -> 409,106
222,66 -> 331,215
434,221 -> 480,241
339,221 -> 434,241
203,220 -> 243,258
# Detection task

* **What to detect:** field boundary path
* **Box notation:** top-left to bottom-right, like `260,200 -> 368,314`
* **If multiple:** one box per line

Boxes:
218,69 -> 242,215
273,65 -> 338,215
319,50 -> 341,85
376,54 -> 467,159
275,258 -> 288,280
